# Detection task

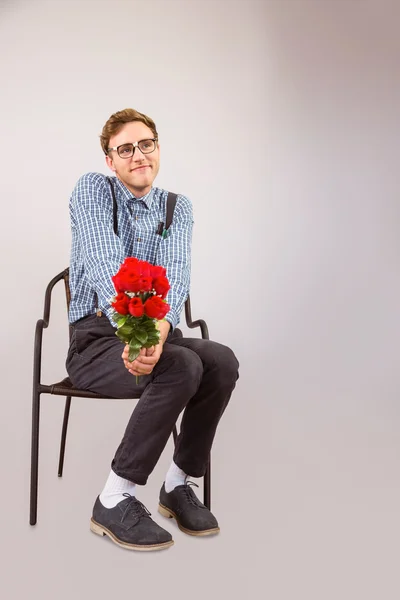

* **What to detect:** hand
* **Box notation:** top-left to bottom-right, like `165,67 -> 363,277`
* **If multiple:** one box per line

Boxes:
122,343 -> 163,377
121,320 -> 171,377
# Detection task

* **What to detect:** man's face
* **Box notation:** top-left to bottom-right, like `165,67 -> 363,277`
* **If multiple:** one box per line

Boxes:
106,121 -> 160,197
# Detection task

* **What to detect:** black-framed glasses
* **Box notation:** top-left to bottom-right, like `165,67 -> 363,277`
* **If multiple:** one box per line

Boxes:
107,138 -> 158,159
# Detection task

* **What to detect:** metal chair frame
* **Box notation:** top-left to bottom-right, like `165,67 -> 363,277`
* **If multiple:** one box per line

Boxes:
30,267 -> 211,525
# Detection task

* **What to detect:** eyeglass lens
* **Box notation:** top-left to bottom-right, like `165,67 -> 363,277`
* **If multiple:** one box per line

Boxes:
117,139 -> 156,158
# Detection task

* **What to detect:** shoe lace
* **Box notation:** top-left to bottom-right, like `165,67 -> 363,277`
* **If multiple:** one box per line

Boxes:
121,493 -> 151,522
182,481 -> 206,509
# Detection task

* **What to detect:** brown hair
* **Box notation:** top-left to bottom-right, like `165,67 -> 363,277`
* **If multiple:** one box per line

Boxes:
100,108 -> 158,155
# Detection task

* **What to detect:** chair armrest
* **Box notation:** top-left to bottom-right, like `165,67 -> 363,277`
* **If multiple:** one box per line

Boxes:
33,268 -> 69,389
33,318 -> 46,389
42,268 -> 69,324
184,295 -> 209,340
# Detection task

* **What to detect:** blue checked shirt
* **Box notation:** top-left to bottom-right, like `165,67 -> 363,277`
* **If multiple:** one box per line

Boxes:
68,172 -> 193,329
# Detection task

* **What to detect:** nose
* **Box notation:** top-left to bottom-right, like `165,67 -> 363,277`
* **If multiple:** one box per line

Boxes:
131,145 -> 145,160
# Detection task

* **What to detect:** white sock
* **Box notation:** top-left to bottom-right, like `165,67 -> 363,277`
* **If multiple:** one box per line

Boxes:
99,470 -> 136,508
165,460 -> 187,493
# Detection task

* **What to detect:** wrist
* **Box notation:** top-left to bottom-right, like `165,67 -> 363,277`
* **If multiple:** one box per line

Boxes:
157,319 -> 171,345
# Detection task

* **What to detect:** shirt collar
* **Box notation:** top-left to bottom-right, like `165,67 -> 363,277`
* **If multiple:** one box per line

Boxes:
114,177 -> 154,209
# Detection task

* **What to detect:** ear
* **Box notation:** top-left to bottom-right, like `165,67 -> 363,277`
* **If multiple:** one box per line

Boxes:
106,154 -> 116,172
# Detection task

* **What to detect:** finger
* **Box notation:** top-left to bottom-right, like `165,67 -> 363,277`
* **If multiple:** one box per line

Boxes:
123,351 -> 146,367
127,357 -> 152,371
121,343 -> 131,358
122,345 -> 146,360
128,368 -> 140,376
130,363 -> 152,374
128,365 -> 154,376
135,354 -> 158,365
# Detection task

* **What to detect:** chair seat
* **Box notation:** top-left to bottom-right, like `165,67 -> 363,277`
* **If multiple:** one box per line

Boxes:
42,377 -> 141,400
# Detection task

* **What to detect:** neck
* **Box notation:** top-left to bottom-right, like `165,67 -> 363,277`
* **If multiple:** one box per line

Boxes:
116,175 -> 152,199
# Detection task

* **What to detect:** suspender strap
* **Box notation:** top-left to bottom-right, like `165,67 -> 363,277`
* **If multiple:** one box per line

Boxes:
107,177 -> 118,236
165,192 -> 177,231
108,176 -> 177,237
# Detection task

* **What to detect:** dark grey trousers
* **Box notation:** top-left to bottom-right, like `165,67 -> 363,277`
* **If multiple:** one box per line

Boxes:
66,314 -> 239,484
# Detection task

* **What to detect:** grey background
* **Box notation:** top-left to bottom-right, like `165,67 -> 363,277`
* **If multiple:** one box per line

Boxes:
1,0 -> 400,598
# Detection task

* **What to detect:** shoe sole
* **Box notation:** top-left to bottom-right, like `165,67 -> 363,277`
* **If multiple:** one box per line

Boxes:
90,518 -> 174,551
158,504 -> 220,537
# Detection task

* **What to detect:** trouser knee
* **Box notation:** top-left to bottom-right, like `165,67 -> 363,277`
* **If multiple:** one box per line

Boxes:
212,344 -> 239,388
158,347 -> 204,399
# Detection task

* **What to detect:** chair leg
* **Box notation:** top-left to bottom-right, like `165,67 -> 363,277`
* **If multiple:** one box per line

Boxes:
30,390 -> 41,525
203,455 -> 211,510
58,396 -> 72,477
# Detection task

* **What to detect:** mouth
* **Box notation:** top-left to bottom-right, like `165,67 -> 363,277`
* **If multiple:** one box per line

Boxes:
131,165 -> 150,172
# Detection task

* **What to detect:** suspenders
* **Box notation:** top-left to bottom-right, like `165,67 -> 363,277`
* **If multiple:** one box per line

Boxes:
106,177 -> 177,238
107,177 -> 119,237
95,178 -> 177,314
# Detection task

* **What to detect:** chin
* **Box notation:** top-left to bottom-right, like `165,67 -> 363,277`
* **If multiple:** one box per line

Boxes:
140,175 -> 154,184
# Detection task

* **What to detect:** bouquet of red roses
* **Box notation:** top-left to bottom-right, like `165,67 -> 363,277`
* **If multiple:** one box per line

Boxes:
110,257 -> 170,368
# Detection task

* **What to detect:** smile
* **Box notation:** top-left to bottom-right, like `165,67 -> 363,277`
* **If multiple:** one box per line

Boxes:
131,166 -> 150,172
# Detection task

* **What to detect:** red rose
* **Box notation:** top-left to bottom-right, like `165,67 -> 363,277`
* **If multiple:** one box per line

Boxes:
124,258 -> 151,277
124,257 -> 140,270
137,260 -> 151,277
151,265 -> 167,279
112,272 -> 137,293
112,259 -> 139,291
144,296 -> 170,319
113,273 -> 152,294
111,292 -> 130,315
112,273 -> 125,293
128,297 -> 144,317
153,276 -> 170,299
113,259 -> 157,293
140,276 -> 153,292
121,259 -> 141,280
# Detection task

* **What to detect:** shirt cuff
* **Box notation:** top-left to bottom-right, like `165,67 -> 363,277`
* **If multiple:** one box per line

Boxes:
165,309 -> 179,331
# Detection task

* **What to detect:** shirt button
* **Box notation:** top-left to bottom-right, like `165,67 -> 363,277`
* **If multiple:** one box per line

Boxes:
135,216 -> 138,221
137,237 -> 141,242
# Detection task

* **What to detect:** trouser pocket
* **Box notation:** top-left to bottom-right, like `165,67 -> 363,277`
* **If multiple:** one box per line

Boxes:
68,314 -> 116,356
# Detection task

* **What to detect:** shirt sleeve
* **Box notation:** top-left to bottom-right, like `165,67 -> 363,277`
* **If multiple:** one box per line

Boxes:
70,173 -> 124,310
155,194 -> 193,330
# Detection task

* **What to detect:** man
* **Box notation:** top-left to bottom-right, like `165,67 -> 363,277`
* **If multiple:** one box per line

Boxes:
66,108 -> 239,551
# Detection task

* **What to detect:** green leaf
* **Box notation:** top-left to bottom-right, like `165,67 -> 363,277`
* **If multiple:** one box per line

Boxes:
143,341 -> 158,348
148,331 -> 160,341
115,330 -> 128,343
129,339 -> 141,348
117,324 -> 134,339
134,328 -> 148,345
128,337 -> 142,361
128,347 -> 141,362
146,335 -> 160,347
142,322 -> 157,333
113,314 -> 128,327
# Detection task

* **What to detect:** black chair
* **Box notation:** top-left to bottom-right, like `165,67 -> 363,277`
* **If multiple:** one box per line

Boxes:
30,267 -> 211,525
